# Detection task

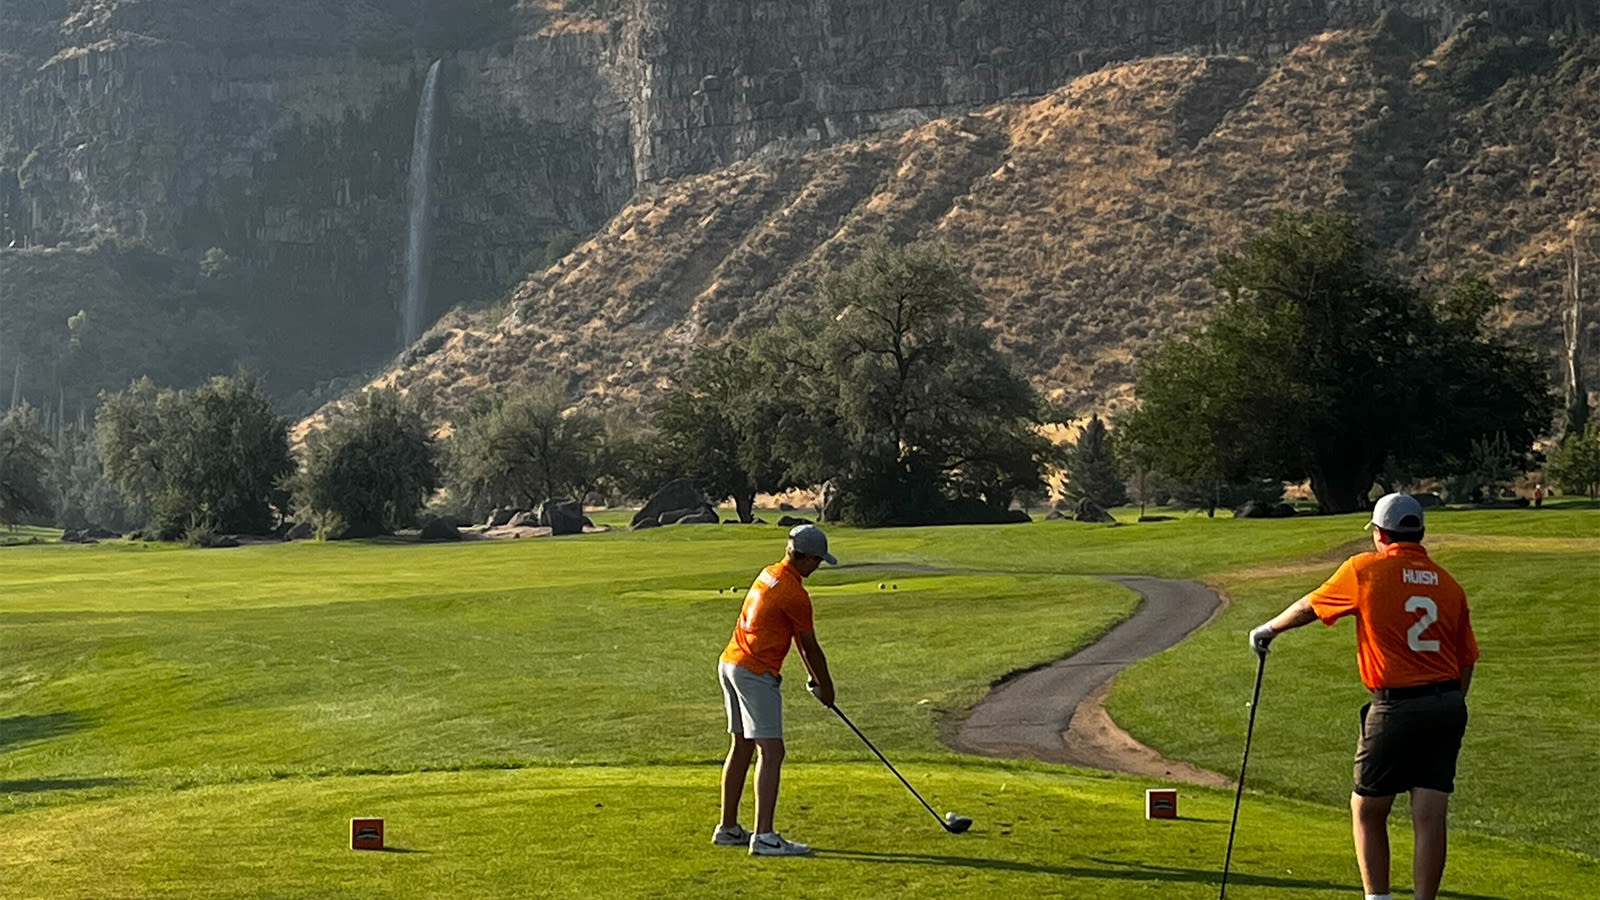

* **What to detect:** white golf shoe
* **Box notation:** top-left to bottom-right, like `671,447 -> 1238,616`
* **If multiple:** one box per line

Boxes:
749,832 -> 811,857
711,824 -> 751,847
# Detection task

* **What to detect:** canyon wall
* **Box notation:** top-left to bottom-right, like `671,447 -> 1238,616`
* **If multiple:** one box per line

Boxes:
0,0 -> 1516,409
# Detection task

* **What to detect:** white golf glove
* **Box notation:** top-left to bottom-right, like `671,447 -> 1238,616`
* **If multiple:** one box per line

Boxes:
1248,623 -> 1276,657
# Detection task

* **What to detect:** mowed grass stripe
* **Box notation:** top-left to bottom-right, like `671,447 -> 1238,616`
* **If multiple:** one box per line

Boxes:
3,765 -> 1595,900
0,569 -> 1134,808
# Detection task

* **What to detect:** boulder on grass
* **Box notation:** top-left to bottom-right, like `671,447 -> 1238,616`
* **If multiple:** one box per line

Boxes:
1233,500 -> 1274,519
284,521 -> 315,541
672,507 -> 721,525
1044,509 -> 1066,521
536,499 -> 586,536
1272,503 -> 1298,518
777,515 -> 813,527
487,507 -> 518,527
82,526 -> 122,540
420,518 -> 462,542
659,504 -> 718,525
508,510 -> 541,529
631,479 -> 710,530
1073,498 -> 1116,523
1413,493 -> 1444,509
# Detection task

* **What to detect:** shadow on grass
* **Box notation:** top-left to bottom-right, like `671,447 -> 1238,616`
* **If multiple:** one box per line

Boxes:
377,847 -> 428,854
0,777 -> 128,793
812,850 -> 1507,899
0,712 -> 89,753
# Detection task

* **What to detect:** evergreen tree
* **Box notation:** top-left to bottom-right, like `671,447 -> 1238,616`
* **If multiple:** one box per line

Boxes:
1065,415 -> 1127,508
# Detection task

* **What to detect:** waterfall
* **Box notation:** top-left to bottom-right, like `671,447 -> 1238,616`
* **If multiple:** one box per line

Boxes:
401,59 -> 442,348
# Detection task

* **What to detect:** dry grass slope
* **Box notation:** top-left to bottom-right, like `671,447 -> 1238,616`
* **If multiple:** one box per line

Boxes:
307,16 -> 1597,434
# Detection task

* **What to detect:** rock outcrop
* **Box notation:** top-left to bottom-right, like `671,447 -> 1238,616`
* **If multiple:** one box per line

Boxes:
339,12 -> 1597,423
4,1 -> 1516,417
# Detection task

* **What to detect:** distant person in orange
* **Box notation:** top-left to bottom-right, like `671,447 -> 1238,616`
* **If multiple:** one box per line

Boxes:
713,524 -> 838,857
1248,493 -> 1477,900
1533,484 -> 1545,508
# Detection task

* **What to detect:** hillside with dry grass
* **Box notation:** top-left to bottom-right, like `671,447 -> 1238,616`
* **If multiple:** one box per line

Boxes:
309,14 -> 1598,433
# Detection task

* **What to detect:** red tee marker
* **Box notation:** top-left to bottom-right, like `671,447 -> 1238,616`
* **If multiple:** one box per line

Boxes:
1146,789 -> 1178,820
350,817 -> 385,851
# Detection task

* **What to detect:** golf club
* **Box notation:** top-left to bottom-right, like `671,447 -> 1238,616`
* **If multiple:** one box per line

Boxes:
1220,651 -> 1268,899
810,680 -> 972,834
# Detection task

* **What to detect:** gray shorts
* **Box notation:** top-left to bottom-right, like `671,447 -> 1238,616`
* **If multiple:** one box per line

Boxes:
719,661 -> 783,740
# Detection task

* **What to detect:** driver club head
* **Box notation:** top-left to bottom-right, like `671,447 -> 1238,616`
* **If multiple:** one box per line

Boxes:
943,812 -> 973,833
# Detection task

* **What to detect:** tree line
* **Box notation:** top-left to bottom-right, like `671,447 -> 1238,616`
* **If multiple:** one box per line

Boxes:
2,213 -> 1595,536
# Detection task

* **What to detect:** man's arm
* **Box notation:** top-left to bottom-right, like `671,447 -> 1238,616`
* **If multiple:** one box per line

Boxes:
1249,596 -> 1321,655
1459,663 -> 1473,698
796,631 -> 834,707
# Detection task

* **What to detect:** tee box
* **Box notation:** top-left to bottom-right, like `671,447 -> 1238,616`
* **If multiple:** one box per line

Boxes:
1146,789 -> 1178,820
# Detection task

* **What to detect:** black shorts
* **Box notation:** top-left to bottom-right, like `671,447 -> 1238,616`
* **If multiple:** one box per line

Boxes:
1353,691 -> 1468,797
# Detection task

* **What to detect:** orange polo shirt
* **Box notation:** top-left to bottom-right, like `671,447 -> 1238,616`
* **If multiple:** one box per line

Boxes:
1306,542 -> 1479,691
721,559 -> 815,676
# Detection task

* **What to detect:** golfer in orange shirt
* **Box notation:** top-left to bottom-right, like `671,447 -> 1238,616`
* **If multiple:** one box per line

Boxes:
712,524 -> 838,857
1249,493 -> 1478,900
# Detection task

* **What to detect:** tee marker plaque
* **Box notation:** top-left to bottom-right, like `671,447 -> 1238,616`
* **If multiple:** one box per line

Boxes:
350,817 -> 385,850
1145,789 -> 1178,820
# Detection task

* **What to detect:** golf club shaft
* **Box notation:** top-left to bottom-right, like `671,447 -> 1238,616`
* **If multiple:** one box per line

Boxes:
829,704 -> 946,826
1220,652 -> 1268,899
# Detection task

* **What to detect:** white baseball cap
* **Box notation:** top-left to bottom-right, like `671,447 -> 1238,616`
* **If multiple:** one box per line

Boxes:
788,524 -> 837,565
1368,493 -> 1424,534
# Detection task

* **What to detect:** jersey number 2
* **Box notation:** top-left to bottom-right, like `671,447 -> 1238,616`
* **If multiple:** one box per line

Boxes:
1405,596 -> 1440,653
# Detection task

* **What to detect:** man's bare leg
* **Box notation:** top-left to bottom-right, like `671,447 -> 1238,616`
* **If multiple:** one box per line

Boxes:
1352,793 -> 1395,896
719,734 -> 756,829
1410,788 -> 1451,900
753,738 -> 786,834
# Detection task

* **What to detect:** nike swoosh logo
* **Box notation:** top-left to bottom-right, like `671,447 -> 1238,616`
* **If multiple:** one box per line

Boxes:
756,839 -> 780,848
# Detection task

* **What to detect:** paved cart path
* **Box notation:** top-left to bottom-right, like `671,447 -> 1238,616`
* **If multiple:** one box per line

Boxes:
949,576 -> 1230,787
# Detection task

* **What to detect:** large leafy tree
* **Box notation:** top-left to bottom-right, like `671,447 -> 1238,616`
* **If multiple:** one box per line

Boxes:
1124,213 -> 1554,513
654,341 -> 791,523
0,404 -> 52,526
97,374 -> 293,536
297,389 -> 440,537
446,380 -> 603,516
758,241 -> 1049,525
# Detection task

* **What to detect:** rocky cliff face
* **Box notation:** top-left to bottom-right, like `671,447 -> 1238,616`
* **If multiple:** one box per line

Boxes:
0,0 -> 1558,414
318,14 -> 1597,430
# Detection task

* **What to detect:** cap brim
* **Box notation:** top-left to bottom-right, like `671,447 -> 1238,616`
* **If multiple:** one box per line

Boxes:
822,552 -> 838,566
1364,520 -> 1377,531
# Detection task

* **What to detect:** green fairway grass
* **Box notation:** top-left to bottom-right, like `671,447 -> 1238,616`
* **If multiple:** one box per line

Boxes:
4,765 -> 1594,900
2,507 -> 1596,897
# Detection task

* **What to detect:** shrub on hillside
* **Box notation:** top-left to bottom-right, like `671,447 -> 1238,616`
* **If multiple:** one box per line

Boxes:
296,389 -> 440,537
